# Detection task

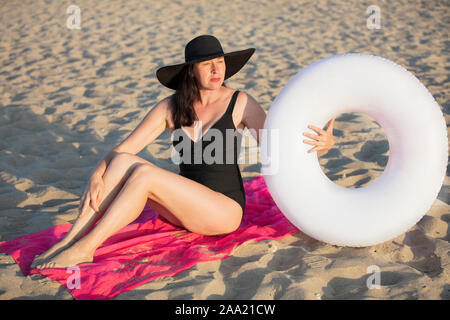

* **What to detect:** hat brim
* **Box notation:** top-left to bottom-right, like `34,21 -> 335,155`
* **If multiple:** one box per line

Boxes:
156,48 -> 255,90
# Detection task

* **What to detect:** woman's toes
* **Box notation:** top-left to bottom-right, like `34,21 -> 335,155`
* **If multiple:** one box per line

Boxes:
37,262 -> 50,270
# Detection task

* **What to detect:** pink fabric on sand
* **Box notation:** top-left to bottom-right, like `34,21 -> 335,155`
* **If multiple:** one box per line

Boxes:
0,175 -> 299,300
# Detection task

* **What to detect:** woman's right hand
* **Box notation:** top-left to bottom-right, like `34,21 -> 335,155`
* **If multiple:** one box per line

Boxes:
79,174 -> 105,218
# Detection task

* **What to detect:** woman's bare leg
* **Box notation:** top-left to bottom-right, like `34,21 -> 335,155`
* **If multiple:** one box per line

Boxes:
36,163 -> 243,269
31,153 -> 154,268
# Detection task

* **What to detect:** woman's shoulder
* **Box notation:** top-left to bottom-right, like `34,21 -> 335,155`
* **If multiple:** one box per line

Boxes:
227,87 -> 251,103
163,95 -> 177,126
232,89 -> 257,108
158,94 -> 174,110
230,88 -> 253,99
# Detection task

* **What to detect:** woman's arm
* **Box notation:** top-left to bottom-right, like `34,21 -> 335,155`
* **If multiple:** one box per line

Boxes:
90,97 -> 171,178
240,93 -> 267,145
240,92 -> 335,155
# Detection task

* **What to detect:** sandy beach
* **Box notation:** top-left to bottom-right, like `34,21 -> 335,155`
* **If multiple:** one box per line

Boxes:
0,0 -> 448,299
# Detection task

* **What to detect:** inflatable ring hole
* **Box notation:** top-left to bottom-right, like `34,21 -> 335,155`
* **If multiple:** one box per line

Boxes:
318,112 -> 390,189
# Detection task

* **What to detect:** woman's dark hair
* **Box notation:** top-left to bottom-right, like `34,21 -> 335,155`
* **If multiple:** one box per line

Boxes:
169,63 -> 226,129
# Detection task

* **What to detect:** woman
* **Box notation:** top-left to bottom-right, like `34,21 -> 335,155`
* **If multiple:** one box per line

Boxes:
32,35 -> 335,269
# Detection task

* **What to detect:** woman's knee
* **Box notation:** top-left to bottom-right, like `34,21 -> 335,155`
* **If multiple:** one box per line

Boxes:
109,152 -> 132,169
127,163 -> 158,189
111,152 -> 135,166
110,152 -> 153,173
105,153 -> 135,180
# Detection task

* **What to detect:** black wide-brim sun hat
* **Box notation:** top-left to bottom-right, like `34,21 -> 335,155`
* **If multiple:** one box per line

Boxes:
156,35 -> 255,90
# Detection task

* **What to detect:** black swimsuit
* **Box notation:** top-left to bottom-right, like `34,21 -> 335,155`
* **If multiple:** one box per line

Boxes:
172,90 -> 246,214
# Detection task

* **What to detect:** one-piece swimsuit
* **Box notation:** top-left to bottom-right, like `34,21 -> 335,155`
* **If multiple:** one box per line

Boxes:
172,90 -> 246,214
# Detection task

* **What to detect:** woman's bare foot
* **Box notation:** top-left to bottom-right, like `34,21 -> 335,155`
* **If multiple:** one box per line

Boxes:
36,242 -> 94,269
30,239 -> 75,269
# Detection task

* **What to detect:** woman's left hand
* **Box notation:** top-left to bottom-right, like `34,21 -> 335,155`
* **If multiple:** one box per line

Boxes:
302,117 -> 336,155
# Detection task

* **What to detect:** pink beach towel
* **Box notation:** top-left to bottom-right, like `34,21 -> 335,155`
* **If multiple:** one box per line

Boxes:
0,175 -> 299,300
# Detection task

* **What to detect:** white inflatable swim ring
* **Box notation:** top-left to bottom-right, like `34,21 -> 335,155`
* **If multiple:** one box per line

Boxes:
261,53 -> 448,247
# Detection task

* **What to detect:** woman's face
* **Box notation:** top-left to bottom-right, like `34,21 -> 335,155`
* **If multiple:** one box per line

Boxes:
193,56 -> 226,90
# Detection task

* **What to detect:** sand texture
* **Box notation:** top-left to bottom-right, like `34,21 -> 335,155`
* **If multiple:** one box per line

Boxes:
0,0 -> 448,299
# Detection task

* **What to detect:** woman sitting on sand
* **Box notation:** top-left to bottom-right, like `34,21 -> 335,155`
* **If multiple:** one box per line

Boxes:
32,35 -> 335,269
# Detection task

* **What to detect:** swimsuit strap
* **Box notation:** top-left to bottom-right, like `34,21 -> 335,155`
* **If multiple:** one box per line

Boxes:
225,90 -> 240,116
